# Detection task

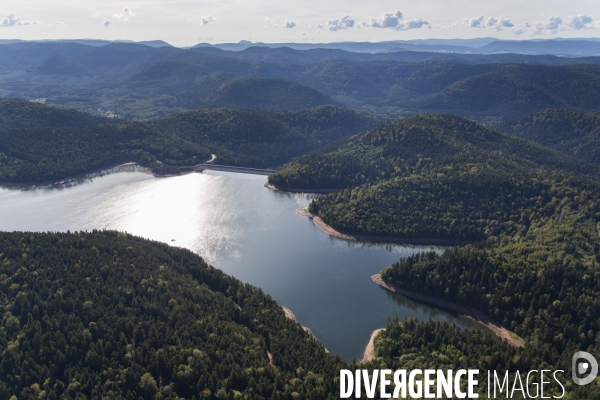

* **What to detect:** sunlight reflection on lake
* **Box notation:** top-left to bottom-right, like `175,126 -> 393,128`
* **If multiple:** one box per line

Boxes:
0,168 -> 481,361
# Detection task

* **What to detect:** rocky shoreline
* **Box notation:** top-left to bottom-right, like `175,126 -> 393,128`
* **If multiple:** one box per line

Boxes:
371,274 -> 524,348
281,305 -> 330,353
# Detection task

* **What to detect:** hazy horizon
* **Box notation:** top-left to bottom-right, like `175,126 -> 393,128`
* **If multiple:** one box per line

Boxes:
2,1 -> 600,47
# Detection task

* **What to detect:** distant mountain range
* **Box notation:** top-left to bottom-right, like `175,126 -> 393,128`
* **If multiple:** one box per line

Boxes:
196,38 -> 600,57
2,40 -> 600,120
3,37 -> 600,56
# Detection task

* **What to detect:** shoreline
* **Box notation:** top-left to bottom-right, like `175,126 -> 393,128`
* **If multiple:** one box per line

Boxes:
0,162 -> 196,190
296,208 -> 471,246
281,305 -> 329,353
362,328 -> 385,363
265,182 -> 338,194
371,274 -> 524,348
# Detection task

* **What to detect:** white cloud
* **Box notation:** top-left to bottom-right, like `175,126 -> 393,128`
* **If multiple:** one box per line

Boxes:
102,19 -> 111,27
317,23 -> 324,29
363,11 -> 430,30
403,18 -> 431,30
113,7 -> 135,23
543,15 -> 562,30
1,13 -> 33,27
453,15 -> 513,31
486,17 -> 514,30
201,16 -> 214,25
367,11 -> 403,28
565,14 -> 593,30
528,16 -> 562,34
327,15 -> 354,31
283,20 -> 296,28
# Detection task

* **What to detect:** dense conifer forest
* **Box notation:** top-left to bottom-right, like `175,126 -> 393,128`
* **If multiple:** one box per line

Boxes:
0,231 -> 344,399
368,318 -> 585,398
499,108 -> 600,166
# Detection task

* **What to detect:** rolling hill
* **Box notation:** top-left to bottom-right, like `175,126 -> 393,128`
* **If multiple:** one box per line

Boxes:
401,64 -> 600,120
499,108 -> 600,165
270,114 -> 599,190
0,98 -> 117,129
50,61 -> 338,118
0,100 -> 376,182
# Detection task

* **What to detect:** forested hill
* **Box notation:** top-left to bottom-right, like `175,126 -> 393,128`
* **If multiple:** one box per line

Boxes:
0,231 -> 343,399
0,120 -> 212,183
0,99 -> 117,129
0,101 -> 376,183
155,105 -> 378,167
51,60 -> 339,119
402,64 -> 600,121
269,114 -> 599,190
499,108 -> 600,165
269,114 -> 600,398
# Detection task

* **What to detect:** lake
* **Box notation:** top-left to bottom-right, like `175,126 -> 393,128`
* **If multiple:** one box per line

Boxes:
0,167 -> 480,361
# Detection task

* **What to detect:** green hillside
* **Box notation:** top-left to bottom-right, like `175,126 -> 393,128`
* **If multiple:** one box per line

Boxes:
403,64 -> 600,120
270,114 -> 598,190
0,101 -> 376,183
0,122 -> 211,183
499,108 -> 600,165
0,98 -> 116,129
157,105 -> 378,167
30,55 -> 91,78
269,114 -> 600,397
0,231 -> 342,399
51,61 -> 338,119
370,318 -> 571,398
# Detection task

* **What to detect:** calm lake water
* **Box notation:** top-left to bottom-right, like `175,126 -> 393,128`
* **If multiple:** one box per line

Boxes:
0,167 -> 480,361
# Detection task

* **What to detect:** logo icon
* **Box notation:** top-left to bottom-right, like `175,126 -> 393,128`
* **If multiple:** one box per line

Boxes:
572,351 -> 598,385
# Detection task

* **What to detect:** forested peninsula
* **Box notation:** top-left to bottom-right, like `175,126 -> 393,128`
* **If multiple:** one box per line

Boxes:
0,231 -> 345,399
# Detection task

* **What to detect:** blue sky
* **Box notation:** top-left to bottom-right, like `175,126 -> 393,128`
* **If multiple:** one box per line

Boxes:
1,0 -> 599,46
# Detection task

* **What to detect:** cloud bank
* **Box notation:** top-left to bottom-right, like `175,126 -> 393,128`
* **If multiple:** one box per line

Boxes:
526,14 -> 593,35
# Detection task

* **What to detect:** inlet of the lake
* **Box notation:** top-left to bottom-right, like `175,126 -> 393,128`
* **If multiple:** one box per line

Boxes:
0,167 -> 481,361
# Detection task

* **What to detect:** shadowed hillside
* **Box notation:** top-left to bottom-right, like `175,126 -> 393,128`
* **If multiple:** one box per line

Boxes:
499,108 -> 600,165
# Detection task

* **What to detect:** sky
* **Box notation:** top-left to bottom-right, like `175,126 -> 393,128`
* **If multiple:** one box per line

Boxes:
1,0 -> 600,46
